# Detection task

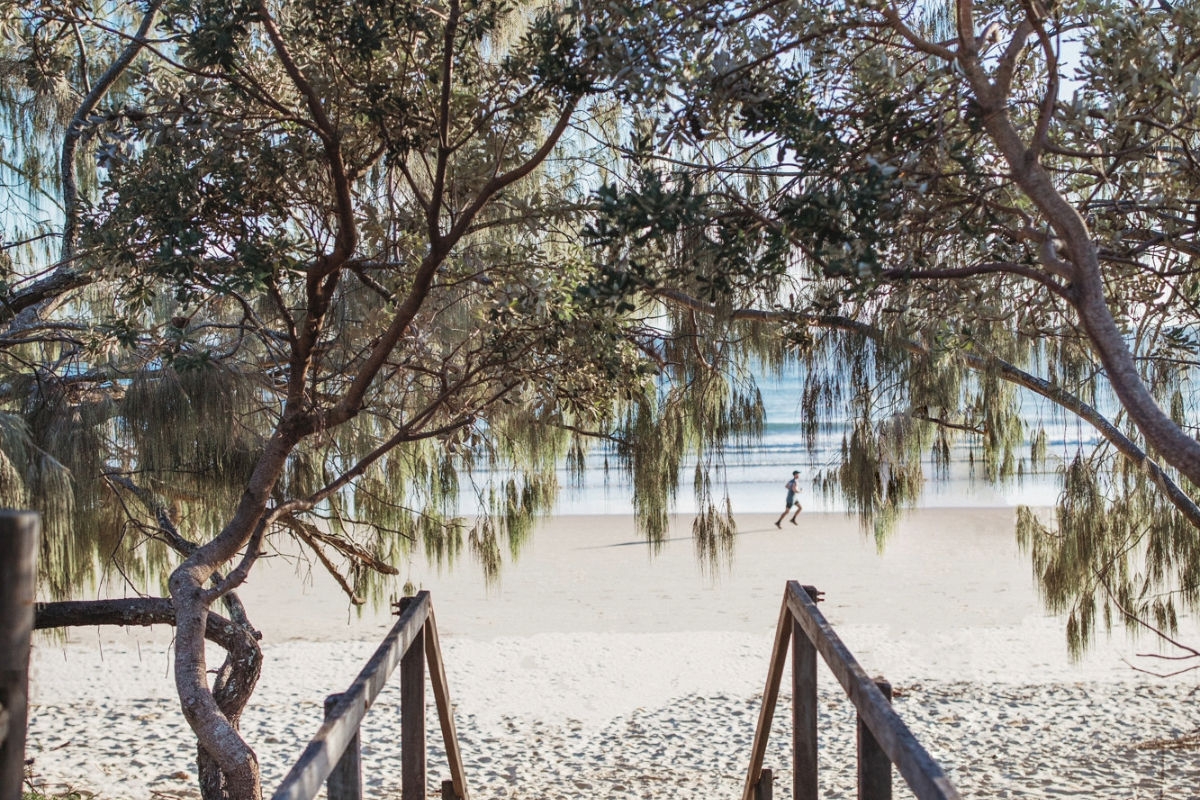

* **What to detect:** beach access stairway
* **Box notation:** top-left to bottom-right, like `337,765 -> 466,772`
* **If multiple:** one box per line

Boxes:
272,592 -> 469,800
0,506 -> 962,800
743,581 -> 961,800
270,582 -> 962,800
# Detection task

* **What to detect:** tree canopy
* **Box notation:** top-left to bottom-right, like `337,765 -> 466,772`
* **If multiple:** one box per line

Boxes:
6,0 -> 1200,797
2,1 -> 772,795
585,0 -> 1200,664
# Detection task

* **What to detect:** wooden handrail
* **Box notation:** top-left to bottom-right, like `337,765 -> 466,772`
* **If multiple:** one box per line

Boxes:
273,591 -> 470,800
743,581 -> 962,800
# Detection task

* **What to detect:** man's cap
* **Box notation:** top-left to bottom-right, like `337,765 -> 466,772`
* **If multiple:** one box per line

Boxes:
792,470 -> 800,475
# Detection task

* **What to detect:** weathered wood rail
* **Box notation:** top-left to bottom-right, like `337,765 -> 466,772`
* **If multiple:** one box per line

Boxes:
744,581 -> 961,800
0,511 -> 39,800
273,591 -> 469,800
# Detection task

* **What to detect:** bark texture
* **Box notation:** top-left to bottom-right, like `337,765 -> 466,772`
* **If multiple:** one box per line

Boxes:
36,598 -> 263,800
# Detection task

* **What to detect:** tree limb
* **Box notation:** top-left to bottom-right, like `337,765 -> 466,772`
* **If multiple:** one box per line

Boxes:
653,287 -> 1200,531
61,0 -> 164,260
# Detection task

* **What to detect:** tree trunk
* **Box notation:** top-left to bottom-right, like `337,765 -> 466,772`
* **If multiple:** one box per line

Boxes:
35,598 -> 262,800
167,438 -> 295,800
955,22 -> 1200,490
171,564 -> 264,799
102,475 -> 266,799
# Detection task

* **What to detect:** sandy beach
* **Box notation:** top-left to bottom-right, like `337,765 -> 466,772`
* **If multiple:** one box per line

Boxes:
23,508 -> 1200,798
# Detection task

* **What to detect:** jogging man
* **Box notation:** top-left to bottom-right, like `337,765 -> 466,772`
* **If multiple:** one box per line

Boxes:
775,470 -> 802,528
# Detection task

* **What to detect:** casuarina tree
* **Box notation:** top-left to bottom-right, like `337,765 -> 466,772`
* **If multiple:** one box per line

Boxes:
585,0 -> 1200,669
2,1 -> 765,796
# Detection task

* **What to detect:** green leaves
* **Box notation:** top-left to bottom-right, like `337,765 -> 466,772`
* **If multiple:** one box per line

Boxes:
14,0 -> 1200,652
559,0 -> 1200,660
164,0 -> 260,70
585,161 -> 791,310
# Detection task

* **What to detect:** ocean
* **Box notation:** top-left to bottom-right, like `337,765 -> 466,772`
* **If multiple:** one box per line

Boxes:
547,368 -> 1100,516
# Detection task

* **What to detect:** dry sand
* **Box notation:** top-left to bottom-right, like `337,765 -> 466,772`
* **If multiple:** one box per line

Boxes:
24,508 -> 1200,798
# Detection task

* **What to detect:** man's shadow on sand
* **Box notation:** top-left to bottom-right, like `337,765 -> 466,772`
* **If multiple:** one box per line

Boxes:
580,525 -> 793,549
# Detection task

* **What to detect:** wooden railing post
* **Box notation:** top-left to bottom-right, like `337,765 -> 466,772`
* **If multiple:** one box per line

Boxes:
323,694 -> 362,800
401,618 -> 426,800
0,511 -> 39,800
425,607 -> 468,800
753,767 -> 774,800
793,614 -> 818,800
748,583 -> 959,800
858,678 -> 893,800
742,594 -> 794,800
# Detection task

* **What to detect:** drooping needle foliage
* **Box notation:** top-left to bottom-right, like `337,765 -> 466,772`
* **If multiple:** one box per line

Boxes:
584,0 -> 1200,664
7,0 -> 1200,796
